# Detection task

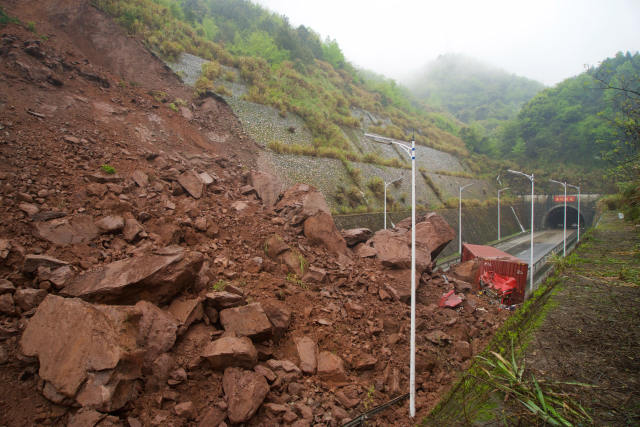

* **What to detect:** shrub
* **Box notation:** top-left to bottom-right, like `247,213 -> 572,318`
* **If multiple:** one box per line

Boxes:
100,164 -> 116,174
202,60 -> 222,80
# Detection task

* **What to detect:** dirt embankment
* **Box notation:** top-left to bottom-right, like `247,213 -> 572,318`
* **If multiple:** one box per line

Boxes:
0,4 -> 516,426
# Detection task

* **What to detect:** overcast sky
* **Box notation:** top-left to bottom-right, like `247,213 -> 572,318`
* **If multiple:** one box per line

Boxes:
254,0 -> 640,86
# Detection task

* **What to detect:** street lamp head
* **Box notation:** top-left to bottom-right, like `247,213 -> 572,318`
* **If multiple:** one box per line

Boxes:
549,178 -> 566,187
507,169 -> 534,181
460,183 -> 474,191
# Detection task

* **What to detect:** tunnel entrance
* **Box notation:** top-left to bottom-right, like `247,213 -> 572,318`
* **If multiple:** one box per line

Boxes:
543,205 -> 585,229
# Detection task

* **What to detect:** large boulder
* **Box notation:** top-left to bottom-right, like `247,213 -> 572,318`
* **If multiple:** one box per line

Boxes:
370,230 -> 411,269
341,228 -> 373,247
368,212 -> 454,272
274,184 -> 330,224
275,184 -> 351,263
413,213 -> 456,260
248,171 -> 284,208
62,247 -> 203,304
20,295 -> 144,410
303,212 -> 351,263
219,303 -> 272,341
223,368 -> 269,424
202,336 -> 258,370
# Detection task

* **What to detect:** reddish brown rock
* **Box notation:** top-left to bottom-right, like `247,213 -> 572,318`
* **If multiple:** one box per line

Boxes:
341,228 -> 373,246
278,250 -> 305,276
452,260 -> 479,285
263,234 -> 290,260
14,288 -> 48,311
384,269 -> 420,304
219,303 -> 272,341
22,254 -> 69,274
317,351 -> 347,382
33,215 -> 99,246
123,217 -> 144,242
204,291 -> 245,310
223,368 -> 269,424
354,243 -> 377,258
95,215 -> 124,233
19,295 -> 144,410
198,407 -> 227,427
0,293 -> 16,315
178,170 -> 204,199
248,171 -> 283,208
302,265 -> 326,283
167,297 -> 203,335
304,212 -> 351,264
370,230 -> 411,269
131,170 -> 149,187
0,279 -> 15,294
261,301 -> 291,339
49,265 -> 74,289
19,202 -> 39,216
352,354 -> 377,371
135,301 -> 178,367
294,336 -> 318,375
274,184 -> 330,224
202,336 -> 258,370
61,247 -> 203,304
174,401 -> 195,419
414,213 -> 456,260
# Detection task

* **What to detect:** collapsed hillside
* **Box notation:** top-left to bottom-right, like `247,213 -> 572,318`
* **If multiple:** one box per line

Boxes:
0,6 -> 513,426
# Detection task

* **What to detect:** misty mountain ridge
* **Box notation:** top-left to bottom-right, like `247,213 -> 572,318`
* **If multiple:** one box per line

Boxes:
405,53 -> 545,129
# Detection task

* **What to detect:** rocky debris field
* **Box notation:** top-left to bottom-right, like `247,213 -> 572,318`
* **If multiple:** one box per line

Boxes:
0,15 -> 512,427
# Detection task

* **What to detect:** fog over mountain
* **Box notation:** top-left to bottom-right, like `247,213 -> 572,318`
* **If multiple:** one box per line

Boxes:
255,0 -> 640,86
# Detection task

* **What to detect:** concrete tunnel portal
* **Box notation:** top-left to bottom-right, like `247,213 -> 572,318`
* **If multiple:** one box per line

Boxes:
543,205 -> 585,230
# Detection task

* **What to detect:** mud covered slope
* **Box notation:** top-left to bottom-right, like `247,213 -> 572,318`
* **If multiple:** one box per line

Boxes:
0,10 -> 513,427
1,0 -> 257,167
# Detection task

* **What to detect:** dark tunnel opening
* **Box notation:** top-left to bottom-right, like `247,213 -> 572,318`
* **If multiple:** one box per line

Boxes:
544,206 -> 585,229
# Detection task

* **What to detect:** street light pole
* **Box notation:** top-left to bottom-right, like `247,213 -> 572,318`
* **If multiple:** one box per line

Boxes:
508,169 -> 534,295
365,132 -> 417,418
567,184 -> 581,242
550,179 -> 567,257
384,177 -> 403,230
497,187 -> 510,240
458,183 -> 473,255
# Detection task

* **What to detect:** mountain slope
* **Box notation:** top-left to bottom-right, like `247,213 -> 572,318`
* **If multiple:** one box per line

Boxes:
406,54 -> 544,130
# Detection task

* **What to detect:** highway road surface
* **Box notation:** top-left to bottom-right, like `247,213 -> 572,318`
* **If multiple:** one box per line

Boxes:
494,229 -> 576,265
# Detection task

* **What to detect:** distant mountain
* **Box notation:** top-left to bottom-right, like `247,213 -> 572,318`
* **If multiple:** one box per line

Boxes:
405,54 -> 545,130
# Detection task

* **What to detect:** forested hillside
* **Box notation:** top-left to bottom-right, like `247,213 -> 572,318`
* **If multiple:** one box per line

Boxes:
498,52 -> 639,172
93,0 -> 465,161
406,54 -> 544,130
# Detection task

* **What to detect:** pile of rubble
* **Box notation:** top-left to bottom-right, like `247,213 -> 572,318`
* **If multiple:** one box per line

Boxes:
0,19 -> 512,426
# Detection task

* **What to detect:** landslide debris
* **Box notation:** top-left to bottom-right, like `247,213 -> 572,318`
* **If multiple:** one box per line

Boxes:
0,14 -> 512,427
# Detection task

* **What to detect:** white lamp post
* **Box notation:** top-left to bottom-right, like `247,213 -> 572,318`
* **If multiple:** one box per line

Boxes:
384,177 -> 403,230
497,187 -> 510,241
567,183 -> 581,242
549,179 -> 567,257
458,183 -> 473,255
365,132 -> 417,417
508,169 -> 534,294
